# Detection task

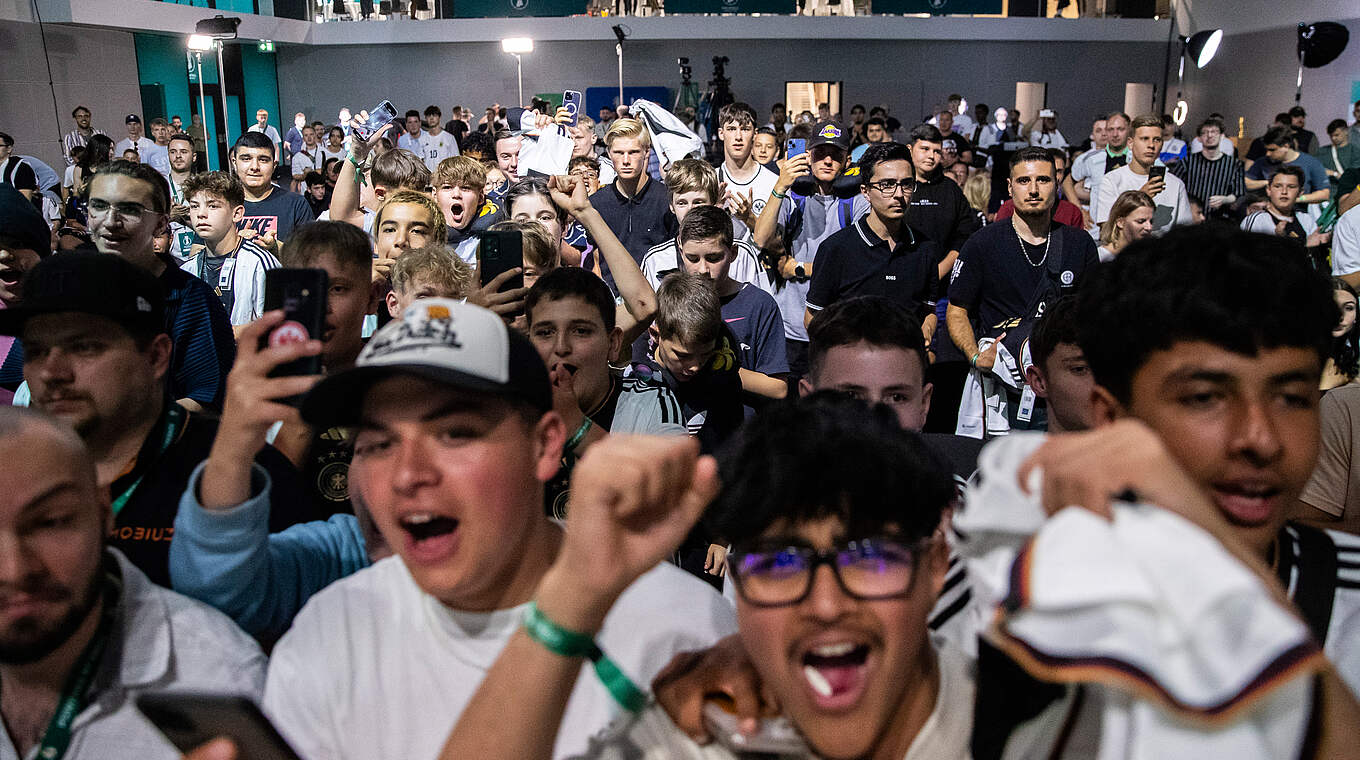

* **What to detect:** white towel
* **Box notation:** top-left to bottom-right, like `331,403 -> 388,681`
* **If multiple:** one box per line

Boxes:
955,337 -> 1025,439
627,99 -> 703,171
957,434 -> 1322,757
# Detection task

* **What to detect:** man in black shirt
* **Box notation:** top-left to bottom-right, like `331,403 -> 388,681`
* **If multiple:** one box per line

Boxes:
232,131 -> 316,249
1289,106 -> 1317,155
907,125 -> 980,280
947,146 -> 1100,430
905,124 -> 981,434
588,118 -> 672,294
0,253 -> 316,587
805,143 -> 938,340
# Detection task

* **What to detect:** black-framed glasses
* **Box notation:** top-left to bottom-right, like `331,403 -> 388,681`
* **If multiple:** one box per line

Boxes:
727,537 -> 923,607
866,179 -> 916,195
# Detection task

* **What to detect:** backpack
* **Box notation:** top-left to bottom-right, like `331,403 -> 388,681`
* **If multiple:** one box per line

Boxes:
781,191 -> 859,258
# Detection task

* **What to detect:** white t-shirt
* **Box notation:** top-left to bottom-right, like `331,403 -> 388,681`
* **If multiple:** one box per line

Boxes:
640,238 -> 771,293
1093,163 -> 1192,234
63,163 -> 77,190
566,635 -> 974,760
1029,129 -> 1068,149
264,555 -> 737,760
397,131 -> 423,154
1241,209 -> 1318,239
320,144 -> 347,169
419,129 -> 460,171
1332,204 -> 1360,276
292,146 -> 324,179
717,162 -> 778,220
249,123 -> 283,149
142,143 -> 172,178
114,135 -> 156,158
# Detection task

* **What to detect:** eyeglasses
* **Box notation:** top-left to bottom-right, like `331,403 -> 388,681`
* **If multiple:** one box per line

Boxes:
727,537 -> 923,607
87,199 -> 161,221
866,179 -> 916,195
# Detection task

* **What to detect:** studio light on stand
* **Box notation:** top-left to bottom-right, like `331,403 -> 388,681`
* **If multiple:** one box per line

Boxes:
1296,21 -> 1349,102
186,35 -> 215,170
612,24 -> 629,114
1172,28 -> 1221,126
501,37 -> 534,106
194,15 -> 240,165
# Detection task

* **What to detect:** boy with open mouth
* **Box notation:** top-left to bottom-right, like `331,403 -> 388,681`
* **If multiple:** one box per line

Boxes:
434,226 -> 1360,760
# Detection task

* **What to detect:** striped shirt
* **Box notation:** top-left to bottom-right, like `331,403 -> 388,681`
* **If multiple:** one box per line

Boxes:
161,266 -> 237,409
61,128 -> 105,165
1274,523 -> 1360,697
1171,150 -> 1245,204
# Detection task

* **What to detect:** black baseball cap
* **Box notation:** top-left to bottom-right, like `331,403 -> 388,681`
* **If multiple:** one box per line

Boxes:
0,252 -> 165,336
0,184 -> 51,256
125,114 -> 142,124
808,121 -> 850,152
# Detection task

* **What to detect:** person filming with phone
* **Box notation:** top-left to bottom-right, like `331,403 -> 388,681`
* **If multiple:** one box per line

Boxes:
750,121 -> 866,378
1093,114 -> 1192,236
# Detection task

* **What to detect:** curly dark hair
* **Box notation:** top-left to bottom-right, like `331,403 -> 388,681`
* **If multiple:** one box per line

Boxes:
707,392 -> 953,547
1075,225 -> 1336,404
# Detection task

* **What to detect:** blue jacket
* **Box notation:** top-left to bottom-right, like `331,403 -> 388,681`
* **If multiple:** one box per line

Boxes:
170,462 -> 370,639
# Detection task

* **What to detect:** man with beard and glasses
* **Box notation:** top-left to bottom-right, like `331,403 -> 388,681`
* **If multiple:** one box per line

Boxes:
62,106 -> 104,167
0,406 -> 265,760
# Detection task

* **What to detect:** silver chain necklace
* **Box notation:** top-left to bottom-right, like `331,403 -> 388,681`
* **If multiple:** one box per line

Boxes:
1014,221 -> 1051,268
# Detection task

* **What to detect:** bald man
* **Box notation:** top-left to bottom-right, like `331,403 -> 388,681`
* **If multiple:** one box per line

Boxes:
0,407 -> 265,760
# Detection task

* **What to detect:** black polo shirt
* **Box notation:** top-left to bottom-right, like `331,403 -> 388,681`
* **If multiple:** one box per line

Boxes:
805,216 -> 940,323
588,176 -> 673,293
110,405 -> 322,587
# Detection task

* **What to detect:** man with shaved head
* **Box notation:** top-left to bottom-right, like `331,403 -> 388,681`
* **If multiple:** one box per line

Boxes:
0,406 -> 264,759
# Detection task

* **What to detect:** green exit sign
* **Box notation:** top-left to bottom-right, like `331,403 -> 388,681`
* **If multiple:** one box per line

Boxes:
257,40 -> 274,52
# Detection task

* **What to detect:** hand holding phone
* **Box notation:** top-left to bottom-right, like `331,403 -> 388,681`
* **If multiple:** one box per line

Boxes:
562,90 -> 582,127
470,230 -> 527,321
352,100 -> 398,142
261,268 -> 328,380
1144,164 -> 1167,196
701,700 -> 807,755
137,693 -> 304,760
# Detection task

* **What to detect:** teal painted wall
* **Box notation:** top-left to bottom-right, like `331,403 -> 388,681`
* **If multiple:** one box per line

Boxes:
155,0 -> 262,12
133,33 -> 282,169
241,45 -> 283,139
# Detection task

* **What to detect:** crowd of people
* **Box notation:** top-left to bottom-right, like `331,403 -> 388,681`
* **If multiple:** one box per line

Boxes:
2,85 -> 1360,760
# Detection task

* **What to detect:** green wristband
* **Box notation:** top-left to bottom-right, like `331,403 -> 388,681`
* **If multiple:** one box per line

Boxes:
347,153 -> 368,186
970,352 -> 980,367
771,188 -> 788,199
523,601 -> 598,658
523,602 -> 648,712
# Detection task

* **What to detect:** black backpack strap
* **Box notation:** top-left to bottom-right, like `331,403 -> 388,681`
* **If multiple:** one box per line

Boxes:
1280,523 -> 1339,644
